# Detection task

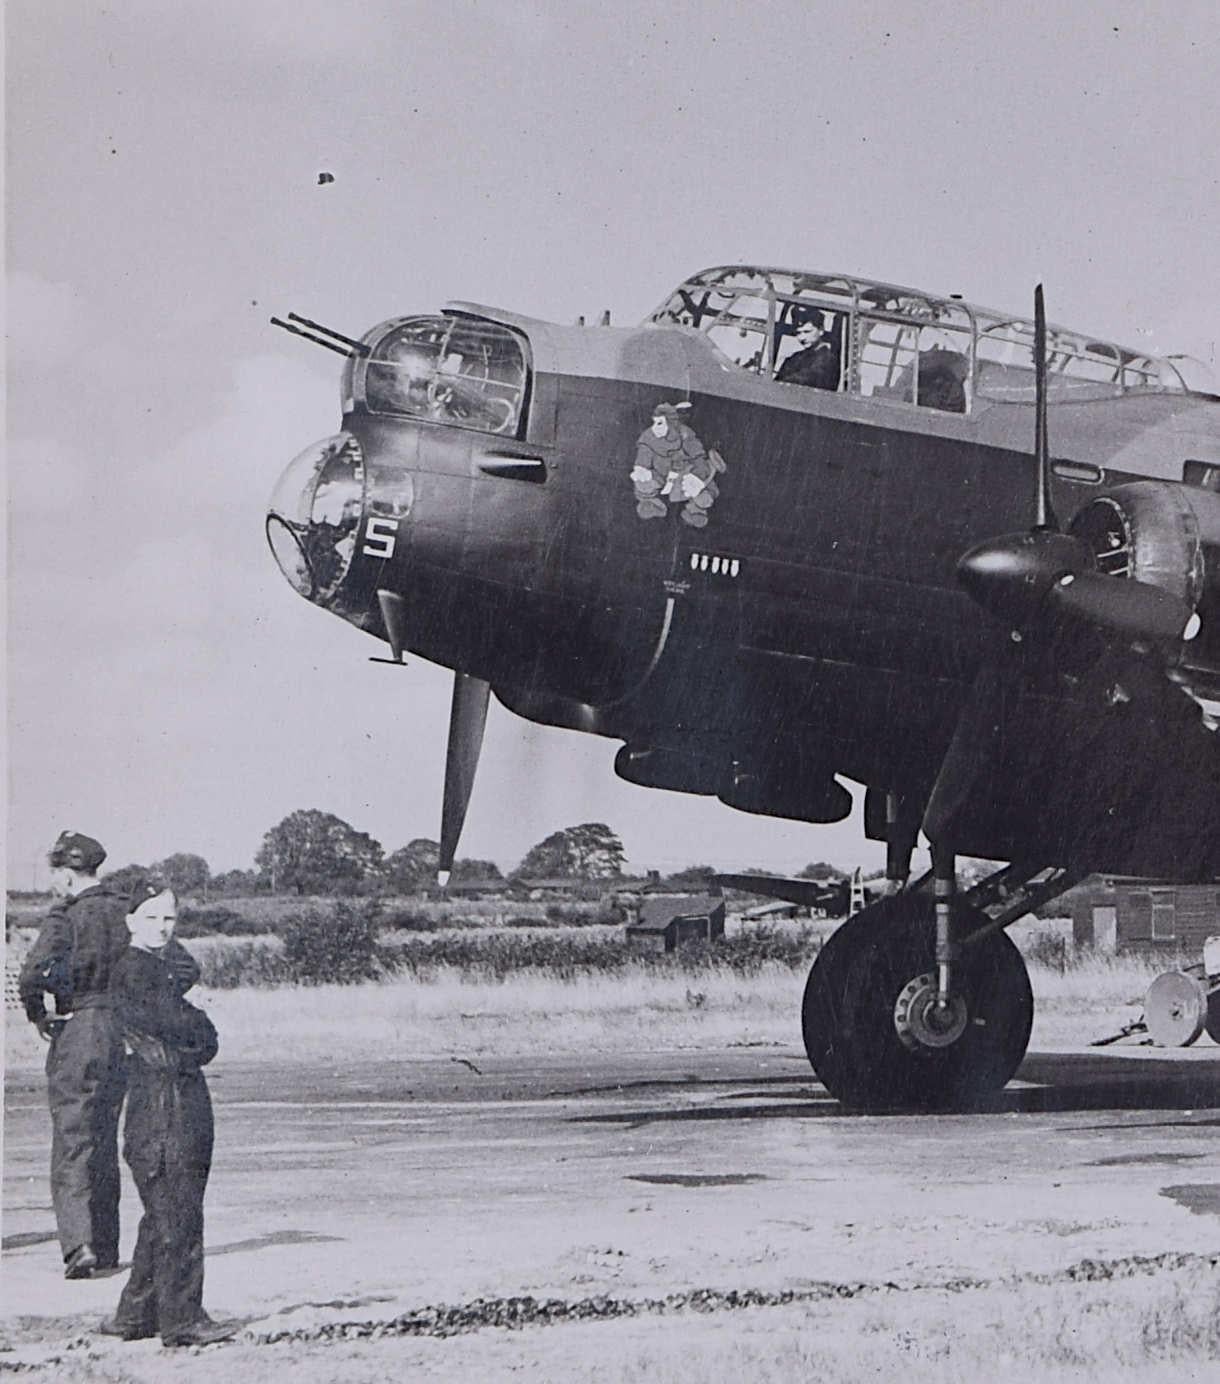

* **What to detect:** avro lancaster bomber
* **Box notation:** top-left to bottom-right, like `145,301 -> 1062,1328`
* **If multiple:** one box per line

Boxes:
268,265 -> 1220,1109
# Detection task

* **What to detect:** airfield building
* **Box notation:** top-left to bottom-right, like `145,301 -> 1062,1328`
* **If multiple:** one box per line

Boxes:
1070,878 -> 1220,955
625,894 -> 726,953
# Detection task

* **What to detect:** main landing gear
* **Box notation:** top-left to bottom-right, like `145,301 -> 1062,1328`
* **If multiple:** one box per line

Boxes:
801,855 -> 1080,1109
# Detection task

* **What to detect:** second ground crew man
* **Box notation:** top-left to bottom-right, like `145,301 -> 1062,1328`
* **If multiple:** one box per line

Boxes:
98,885 -> 236,1347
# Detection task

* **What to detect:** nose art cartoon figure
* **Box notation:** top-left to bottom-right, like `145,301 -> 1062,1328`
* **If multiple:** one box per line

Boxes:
630,403 -> 725,527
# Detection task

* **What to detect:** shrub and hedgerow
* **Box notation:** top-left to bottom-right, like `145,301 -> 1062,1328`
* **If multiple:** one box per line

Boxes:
379,906 -> 444,933
196,902 -> 387,987
175,904 -> 268,939
278,902 -> 388,985
542,900 -> 626,927
388,931 -> 628,982
386,926 -> 818,983
192,900 -> 822,989
713,928 -> 819,973
191,900 -> 1146,993
196,939 -> 289,989
1022,928 -> 1071,973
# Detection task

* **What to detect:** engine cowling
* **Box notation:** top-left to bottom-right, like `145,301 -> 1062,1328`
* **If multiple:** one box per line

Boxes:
1068,480 -> 1220,679
1068,481 -> 1215,602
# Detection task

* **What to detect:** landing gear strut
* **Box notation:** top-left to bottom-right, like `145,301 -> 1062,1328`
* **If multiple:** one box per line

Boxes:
801,860 -> 1079,1109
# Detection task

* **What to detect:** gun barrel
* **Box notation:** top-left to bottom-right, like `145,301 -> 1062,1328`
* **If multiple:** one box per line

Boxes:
286,312 -> 370,356
269,316 -> 353,358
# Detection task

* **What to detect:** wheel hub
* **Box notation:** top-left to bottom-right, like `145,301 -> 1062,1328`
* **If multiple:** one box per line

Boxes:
894,972 -> 969,1053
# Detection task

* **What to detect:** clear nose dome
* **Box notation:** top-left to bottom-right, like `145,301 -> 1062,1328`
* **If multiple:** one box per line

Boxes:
266,433 -> 365,603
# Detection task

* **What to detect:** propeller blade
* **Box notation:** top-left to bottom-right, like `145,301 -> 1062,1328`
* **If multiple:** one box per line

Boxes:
1047,571 -> 1195,644
374,589 -> 408,664
1033,284 -> 1057,531
923,665 -> 1005,847
438,672 -> 491,885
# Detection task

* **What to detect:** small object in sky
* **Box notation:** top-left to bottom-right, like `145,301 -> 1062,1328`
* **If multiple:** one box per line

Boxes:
317,171 -> 335,185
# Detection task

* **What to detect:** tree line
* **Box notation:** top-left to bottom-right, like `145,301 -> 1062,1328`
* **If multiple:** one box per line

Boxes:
97,811 -> 867,900
103,811 -> 632,898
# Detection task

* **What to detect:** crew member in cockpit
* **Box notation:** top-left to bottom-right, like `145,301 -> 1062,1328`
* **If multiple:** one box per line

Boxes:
776,312 -> 842,391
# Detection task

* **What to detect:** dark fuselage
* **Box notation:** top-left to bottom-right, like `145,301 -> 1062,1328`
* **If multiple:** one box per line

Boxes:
323,315 -> 1218,783
268,303 -> 1220,869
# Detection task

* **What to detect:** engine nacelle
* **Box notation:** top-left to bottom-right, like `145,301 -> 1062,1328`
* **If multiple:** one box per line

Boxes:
1069,480 -> 1220,678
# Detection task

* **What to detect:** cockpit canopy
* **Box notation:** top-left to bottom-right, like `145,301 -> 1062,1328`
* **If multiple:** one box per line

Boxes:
648,266 -> 1208,414
349,313 -> 528,436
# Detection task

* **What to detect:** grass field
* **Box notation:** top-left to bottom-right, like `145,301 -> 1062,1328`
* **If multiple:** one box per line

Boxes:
7,893 -> 1192,1073
4,915 -> 1179,1070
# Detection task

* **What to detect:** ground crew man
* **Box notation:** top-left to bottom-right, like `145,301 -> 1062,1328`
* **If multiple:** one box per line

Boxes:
98,886 -> 235,1347
18,832 -> 199,1279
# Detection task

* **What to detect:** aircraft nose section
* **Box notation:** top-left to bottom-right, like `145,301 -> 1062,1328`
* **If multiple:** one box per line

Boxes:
266,432 -> 366,605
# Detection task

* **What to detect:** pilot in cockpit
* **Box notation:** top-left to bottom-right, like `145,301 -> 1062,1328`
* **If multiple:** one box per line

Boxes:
776,311 -> 843,391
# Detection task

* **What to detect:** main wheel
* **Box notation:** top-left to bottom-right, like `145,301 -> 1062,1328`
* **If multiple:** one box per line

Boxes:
801,894 -> 1033,1109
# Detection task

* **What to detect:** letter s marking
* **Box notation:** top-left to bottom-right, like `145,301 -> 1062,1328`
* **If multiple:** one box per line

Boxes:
362,517 -> 399,559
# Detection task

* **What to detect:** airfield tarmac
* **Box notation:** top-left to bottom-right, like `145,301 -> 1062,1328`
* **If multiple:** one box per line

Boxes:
5,1044 -> 1220,1378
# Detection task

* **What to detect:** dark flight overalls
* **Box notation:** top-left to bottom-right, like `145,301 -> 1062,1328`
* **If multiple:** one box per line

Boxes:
18,885 -> 200,1268
19,883 -> 131,1266
111,947 -> 218,1342
775,340 -> 841,390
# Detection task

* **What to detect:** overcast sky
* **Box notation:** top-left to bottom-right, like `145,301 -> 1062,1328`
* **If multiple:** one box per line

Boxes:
7,1 -> 1219,887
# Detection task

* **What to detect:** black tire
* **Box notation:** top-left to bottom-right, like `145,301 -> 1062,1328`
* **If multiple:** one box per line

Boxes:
801,894 -> 1033,1110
